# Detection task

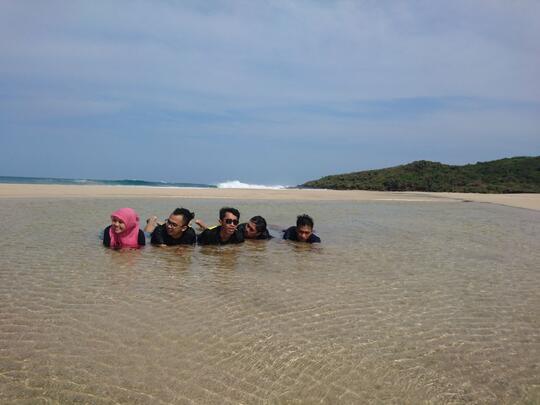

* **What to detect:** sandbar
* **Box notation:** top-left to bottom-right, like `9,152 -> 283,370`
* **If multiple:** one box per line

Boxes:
0,184 -> 538,211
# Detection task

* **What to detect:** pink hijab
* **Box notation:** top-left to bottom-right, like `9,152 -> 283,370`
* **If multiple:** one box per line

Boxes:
109,207 -> 141,249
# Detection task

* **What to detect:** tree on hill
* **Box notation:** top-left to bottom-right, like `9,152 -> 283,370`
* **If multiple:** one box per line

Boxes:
300,156 -> 540,193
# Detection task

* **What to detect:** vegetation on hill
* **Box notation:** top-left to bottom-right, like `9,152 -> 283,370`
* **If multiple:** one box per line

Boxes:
300,156 -> 540,193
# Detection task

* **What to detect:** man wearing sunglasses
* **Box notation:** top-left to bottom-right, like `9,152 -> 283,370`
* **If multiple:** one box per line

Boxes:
197,207 -> 245,245
196,215 -> 272,240
145,208 -> 197,246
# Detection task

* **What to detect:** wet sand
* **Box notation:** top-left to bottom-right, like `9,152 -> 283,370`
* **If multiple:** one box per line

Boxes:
1,183 -> 539,210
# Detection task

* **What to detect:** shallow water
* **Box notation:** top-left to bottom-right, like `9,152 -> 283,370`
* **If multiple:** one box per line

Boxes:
1,197 -> 539,404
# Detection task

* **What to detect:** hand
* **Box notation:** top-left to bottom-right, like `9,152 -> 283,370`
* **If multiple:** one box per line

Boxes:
144,216 -> 159,232
195,219 -> 208,230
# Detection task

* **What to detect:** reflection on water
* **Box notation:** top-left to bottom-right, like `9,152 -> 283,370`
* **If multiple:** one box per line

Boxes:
0,198 -> 539,403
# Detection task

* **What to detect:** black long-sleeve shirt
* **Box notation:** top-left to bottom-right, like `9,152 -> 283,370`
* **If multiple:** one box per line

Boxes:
197,226 -> 245,245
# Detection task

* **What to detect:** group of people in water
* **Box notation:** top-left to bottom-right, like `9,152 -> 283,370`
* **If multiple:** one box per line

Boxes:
103,206 -> 321,249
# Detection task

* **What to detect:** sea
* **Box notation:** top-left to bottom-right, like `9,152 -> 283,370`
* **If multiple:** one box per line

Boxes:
0,178 -> 539,403
0,175 -> 289,190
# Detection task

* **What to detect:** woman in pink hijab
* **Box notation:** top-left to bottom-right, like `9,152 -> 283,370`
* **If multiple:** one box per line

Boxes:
103,207 -> 145,249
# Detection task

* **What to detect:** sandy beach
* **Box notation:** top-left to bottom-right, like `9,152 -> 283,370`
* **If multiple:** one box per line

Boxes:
0,183 -> 539,210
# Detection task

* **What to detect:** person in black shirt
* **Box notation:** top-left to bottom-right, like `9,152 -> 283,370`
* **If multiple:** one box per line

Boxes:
103,207 -> 146,249
283,214 -> 321,244
145,208 -> 196,246
238,215 -> 273,240
197,207 -> 245,245
197,215 -> 272,240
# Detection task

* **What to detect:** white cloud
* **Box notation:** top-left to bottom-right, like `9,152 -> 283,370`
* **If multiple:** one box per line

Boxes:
2,0 -> 539,102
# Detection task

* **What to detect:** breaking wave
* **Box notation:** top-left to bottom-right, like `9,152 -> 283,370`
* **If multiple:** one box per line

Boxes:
216,180 -> 288,190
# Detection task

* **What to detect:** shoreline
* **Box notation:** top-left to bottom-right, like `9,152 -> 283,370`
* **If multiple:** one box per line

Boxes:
0,183 -> 539,210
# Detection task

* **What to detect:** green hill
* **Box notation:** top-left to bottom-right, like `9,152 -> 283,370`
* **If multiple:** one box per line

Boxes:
300,156 -> 540,193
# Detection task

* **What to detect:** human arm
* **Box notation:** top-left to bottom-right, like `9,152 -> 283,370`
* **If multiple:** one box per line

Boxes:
150,225 -> 166,246
138,229 -> 146,246
196,229 -> 208,245
144,216 -> 160,233
195,219 -> 208,231
103,226 -> 111,247
282,226 -> 295,240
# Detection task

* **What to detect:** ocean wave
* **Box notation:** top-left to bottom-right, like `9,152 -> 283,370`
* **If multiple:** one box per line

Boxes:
216,180 -> 288,190
0,176 -> 215,189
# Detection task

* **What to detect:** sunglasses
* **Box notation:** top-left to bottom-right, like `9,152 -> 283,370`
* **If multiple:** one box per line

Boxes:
166,219 -> 182,228
224,218 -> 239,225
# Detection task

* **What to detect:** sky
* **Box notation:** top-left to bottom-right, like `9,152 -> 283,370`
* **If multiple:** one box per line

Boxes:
1,0 -> 539,186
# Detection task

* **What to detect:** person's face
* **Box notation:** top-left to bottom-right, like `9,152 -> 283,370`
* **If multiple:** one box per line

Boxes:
111,216 -> 126,234
296,225 -> 313,242
165,214 -> 186,237
220,211 -> 239,236
244,221 -> 259,239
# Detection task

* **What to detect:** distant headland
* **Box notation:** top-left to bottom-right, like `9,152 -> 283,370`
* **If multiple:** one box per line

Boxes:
300,156 -> 540,193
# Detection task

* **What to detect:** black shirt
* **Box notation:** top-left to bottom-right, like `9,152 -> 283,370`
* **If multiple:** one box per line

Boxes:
197,226 -> 245,245
282,226 -> 321,244
103,225 -> 146,248
151,224 -> 196,246
237,223 -> 273,240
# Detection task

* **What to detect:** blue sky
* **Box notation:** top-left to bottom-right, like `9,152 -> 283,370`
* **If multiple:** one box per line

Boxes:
1,1 -> 539,186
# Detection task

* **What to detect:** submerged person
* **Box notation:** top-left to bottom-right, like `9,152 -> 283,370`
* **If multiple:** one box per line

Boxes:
145,208 -> 196,246
283,214 -> 321,244
196,215 -> 272,240
238,215 -> 273,240
197,207 -> 245,245
103,207 -> 146,249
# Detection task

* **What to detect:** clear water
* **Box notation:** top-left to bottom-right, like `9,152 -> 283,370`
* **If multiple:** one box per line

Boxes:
1,197 -> 539,404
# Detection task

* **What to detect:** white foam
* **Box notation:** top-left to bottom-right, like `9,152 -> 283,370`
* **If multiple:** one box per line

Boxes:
216,180 -> 288,190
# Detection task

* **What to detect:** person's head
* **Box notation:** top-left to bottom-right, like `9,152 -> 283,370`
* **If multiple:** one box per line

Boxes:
219,207 -> 240,237
110,207 -> 139,235
244,215 -> 268,239
166,208 -> 194,238
296,214 -> 314,242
